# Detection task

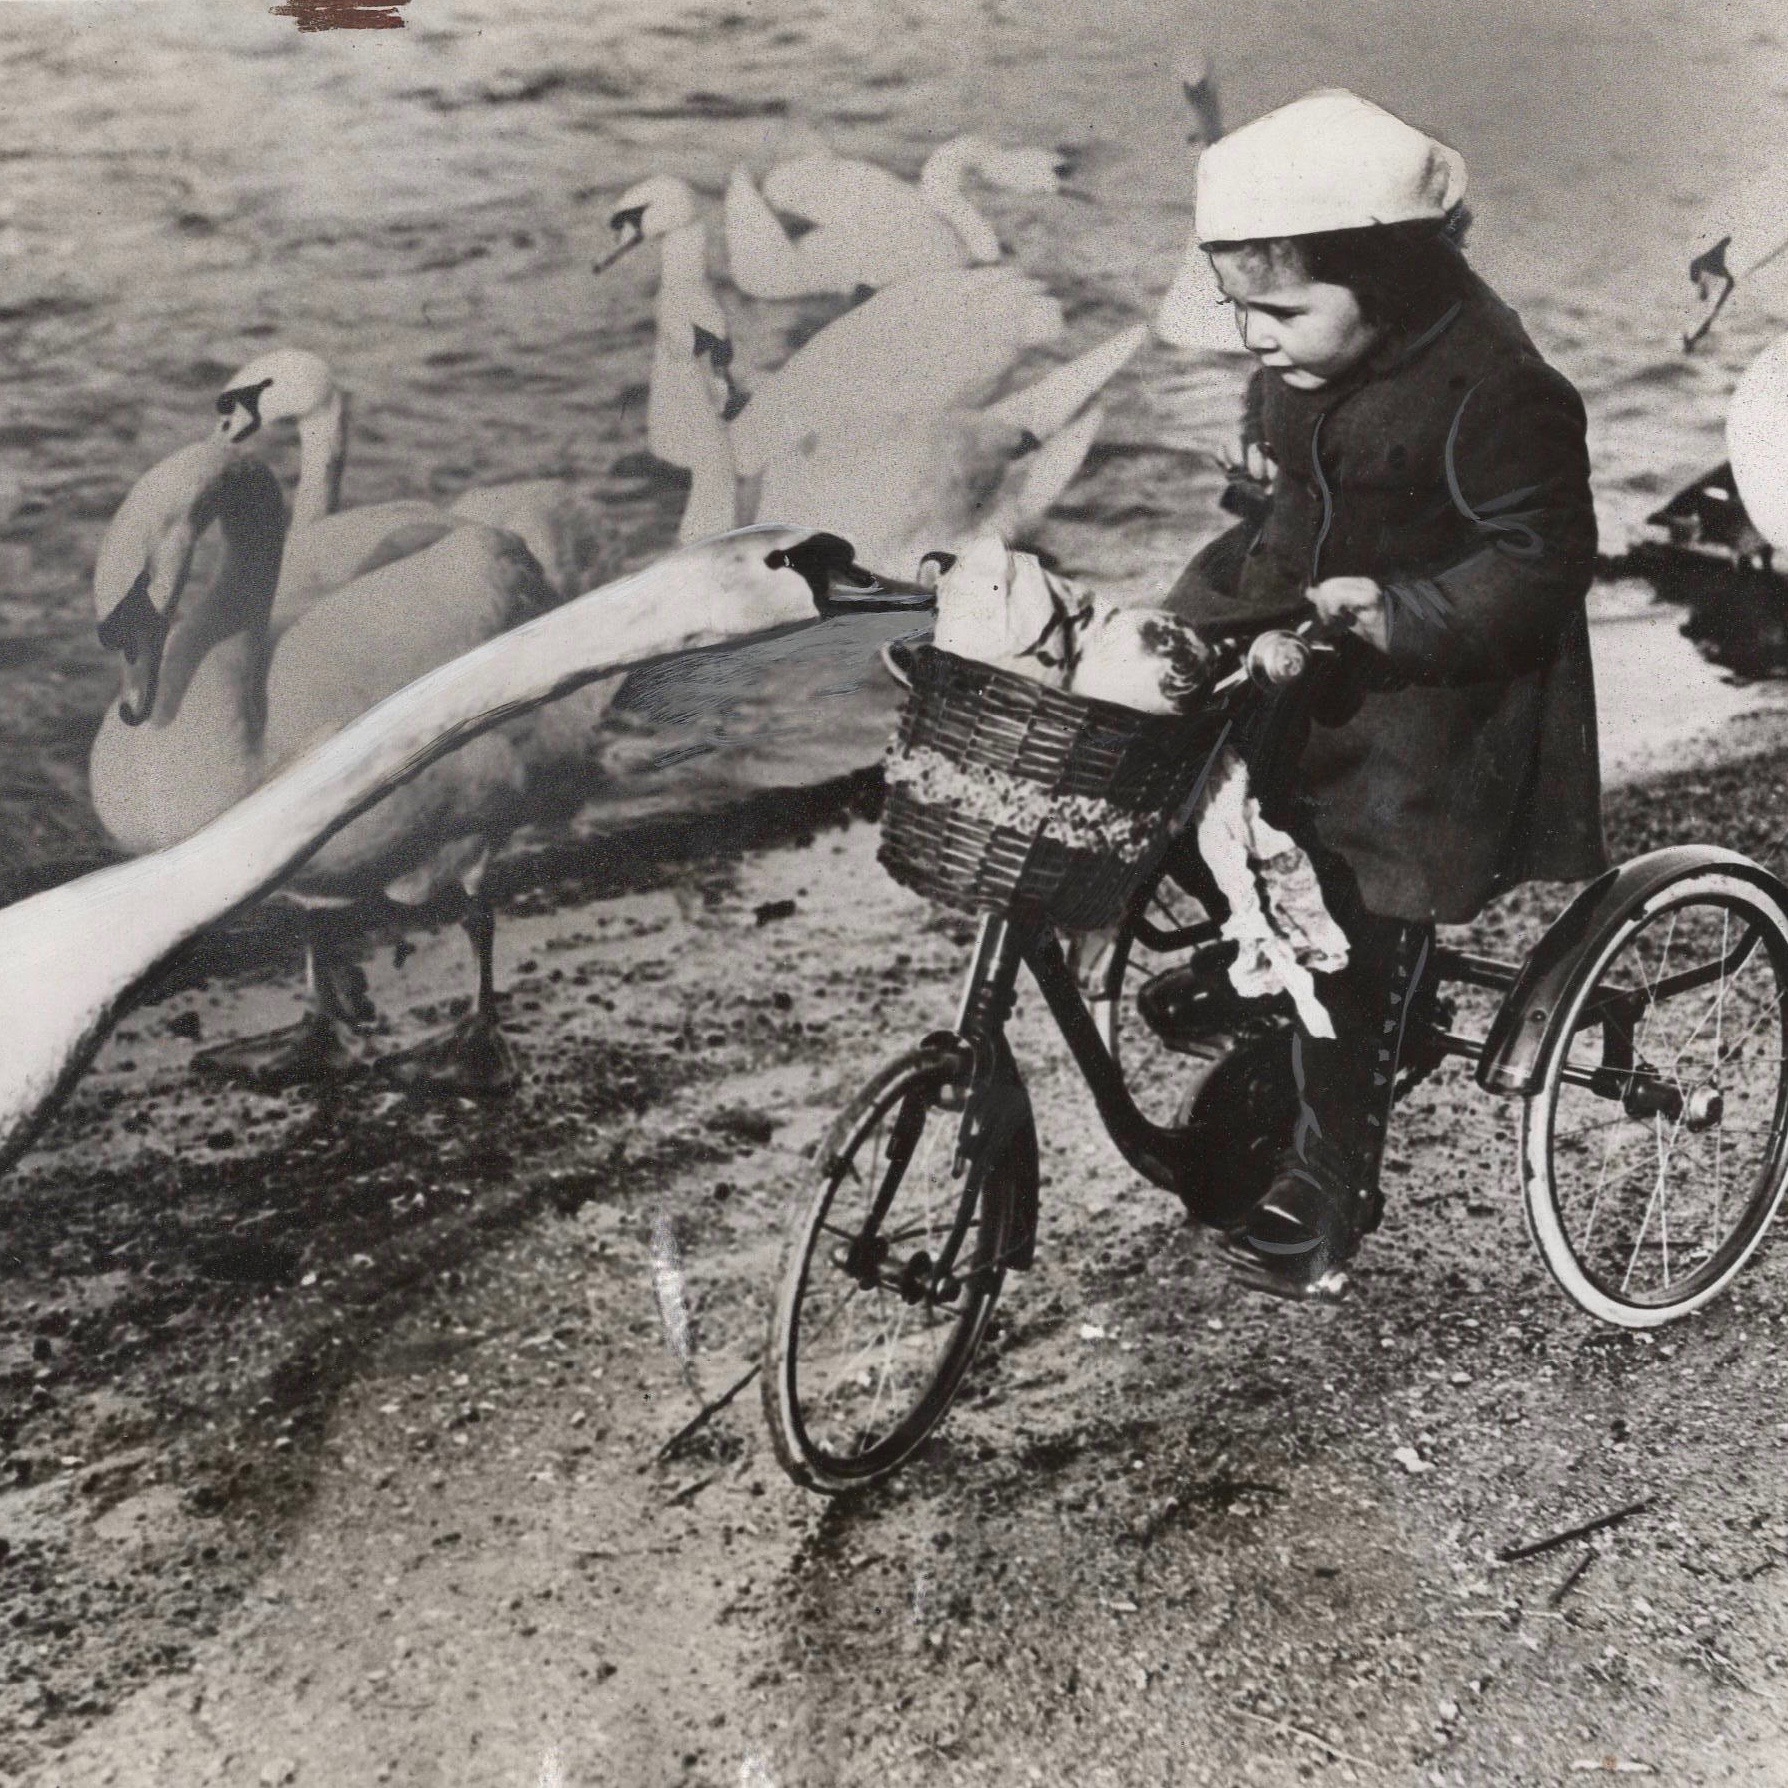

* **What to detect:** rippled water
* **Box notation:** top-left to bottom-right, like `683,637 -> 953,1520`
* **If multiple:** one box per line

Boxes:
3,0 -> 1786,888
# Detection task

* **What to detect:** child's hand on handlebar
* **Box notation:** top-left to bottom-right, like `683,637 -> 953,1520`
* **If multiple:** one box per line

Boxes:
1308,576 -> 1388,652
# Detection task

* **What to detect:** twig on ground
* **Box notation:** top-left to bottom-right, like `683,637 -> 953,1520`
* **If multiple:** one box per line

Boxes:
1498,1499 -> 1651,1563
1550,1547 -> 1598,1607
666,1472 -> 718,1509
1742,1550 -> 1785,1583
645,1361 -> 762,1469
1230,1704 -> 1378,1771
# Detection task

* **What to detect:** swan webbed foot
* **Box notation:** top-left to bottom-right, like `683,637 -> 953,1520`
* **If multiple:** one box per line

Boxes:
191,1009 -> 358,1090
378,1008 -> 520,1099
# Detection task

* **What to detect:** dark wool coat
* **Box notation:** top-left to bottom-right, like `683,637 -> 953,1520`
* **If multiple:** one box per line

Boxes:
1165,270 -> 1609,924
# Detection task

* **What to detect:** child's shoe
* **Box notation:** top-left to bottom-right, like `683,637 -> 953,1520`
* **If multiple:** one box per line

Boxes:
1217,1133 -> 1375,1303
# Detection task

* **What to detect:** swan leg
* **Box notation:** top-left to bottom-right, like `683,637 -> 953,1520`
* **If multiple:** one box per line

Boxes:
191,923 -> 361,1089
378,897 -> 521,1099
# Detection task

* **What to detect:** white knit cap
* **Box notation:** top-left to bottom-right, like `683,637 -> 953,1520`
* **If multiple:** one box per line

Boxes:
1195,89 -> 1466,243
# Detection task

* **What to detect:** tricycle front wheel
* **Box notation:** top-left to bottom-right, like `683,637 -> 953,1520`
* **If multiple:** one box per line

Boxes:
762,1046 -> 1027,1493
1522,867 -> 1788,1327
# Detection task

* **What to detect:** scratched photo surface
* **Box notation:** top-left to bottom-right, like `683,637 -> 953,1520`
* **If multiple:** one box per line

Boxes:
5,1 -> 1788,1784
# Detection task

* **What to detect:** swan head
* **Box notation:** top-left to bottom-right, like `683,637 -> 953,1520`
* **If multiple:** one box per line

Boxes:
594,175 -> 699,274
216,346 -> 337,443
95,439 -> 284,726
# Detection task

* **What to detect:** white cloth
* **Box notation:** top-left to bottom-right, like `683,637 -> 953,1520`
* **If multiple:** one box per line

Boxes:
1194,88 -> 1466,244
1192,747 -> 1350,1036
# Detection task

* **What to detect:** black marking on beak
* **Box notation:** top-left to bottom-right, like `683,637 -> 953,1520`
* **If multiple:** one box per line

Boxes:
691,323 -> 733,370
767,533 -> 936,615
98,568 -> 170,727
216,376 -> 275,441
1684,235 -> 1736,353
593,206 -> 649,275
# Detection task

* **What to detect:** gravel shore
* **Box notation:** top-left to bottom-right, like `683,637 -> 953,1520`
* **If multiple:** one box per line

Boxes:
5,745 -> 1788,1786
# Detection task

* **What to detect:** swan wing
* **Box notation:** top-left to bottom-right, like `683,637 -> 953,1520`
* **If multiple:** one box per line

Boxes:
263,524 -> 557,777
724,166 -> 808,300
1728,336 -> 1788,550
448,479 -> 586,600
269,499 -> 455,637
731,266 -> 1062,475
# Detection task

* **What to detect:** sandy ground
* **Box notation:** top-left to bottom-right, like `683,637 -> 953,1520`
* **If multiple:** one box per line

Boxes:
11,740 -> 1788,1787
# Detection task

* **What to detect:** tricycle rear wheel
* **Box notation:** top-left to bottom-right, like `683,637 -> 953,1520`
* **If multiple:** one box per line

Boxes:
1522,867 -> 1788,1326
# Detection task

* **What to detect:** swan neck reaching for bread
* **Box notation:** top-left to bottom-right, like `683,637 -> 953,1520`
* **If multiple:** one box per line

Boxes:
3,527 -> 925,1179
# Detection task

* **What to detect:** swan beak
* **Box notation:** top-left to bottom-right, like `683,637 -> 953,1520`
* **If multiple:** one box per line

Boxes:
97,572 -> 170,728
593,207 -> 649,277
1682,237 -> 1736,353
765,534 -> 937,615
215,376 -> 274,443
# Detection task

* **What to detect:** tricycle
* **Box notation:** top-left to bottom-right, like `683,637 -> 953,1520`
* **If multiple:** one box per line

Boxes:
760,627 -> 1788,1493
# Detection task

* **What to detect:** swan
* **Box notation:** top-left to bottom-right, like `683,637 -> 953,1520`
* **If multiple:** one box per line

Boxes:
596,175 -> 1145,573
88,436 -> 576,1095
723,135 -> 1075,300
1673,176 -> 1788,553
594,175 -> 741,544
5,524 -> 925,1181
213,346 -> 585,633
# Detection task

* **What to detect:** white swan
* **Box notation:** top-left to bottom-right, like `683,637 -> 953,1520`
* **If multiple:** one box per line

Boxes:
1726,338 -> 1788,554
1676,174 -> 1788,552
723,135 -> 1074,300
213,347 -> 585,631
595,175 -> 741,544
596,175 -> 1145,573
88,437 -> 575,1094
7,524 -> 922,1179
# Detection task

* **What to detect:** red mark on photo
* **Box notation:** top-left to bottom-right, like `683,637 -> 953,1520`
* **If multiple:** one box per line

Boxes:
270,0 -> 409,30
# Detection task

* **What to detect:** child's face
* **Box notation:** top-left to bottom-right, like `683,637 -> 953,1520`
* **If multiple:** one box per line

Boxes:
1208,247 -> 1381,390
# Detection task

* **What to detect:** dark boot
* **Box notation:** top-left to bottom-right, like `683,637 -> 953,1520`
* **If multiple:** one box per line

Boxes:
1220,916 -> 1434,1300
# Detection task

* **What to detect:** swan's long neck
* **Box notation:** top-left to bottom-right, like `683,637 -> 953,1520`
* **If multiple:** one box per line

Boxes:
920,136 -> 1002,264
89,462 -> 287,856
7,530 -> 830,1177
293,388 -> 348,531
153,465 -> 287,725
646,221 -> 738,537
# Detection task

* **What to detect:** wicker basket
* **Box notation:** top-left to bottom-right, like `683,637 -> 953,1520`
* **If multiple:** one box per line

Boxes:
878,645 -> 1221,931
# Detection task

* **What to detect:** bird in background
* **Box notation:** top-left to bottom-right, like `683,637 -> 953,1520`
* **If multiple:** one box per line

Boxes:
87,436 -> 581,1095
1674,158 -> 1788,563
723,134 -> 1079,300
595,173 -> 1144,577
213,346 -> 588,634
